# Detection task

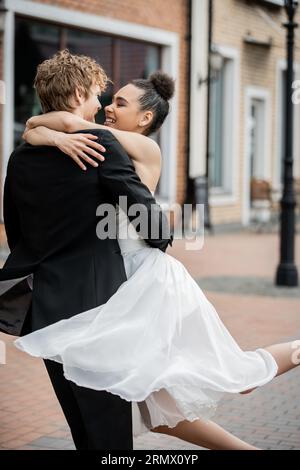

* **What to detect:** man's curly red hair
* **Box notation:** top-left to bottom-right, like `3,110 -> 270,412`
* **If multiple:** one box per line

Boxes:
34,49 -> 109,113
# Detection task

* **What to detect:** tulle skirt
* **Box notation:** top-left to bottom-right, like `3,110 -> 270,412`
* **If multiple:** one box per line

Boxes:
15,246 -> 278,436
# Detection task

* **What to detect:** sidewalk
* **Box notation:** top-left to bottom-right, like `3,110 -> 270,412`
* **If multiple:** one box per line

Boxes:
0,231 -> 299,450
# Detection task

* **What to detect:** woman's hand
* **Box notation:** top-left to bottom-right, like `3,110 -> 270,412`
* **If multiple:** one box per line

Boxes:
52,132 -> 107,171
26,116 -> 42,129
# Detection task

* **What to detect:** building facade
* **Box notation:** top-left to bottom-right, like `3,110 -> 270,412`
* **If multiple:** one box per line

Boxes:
189,0 -> 300,227
0,0 -> 299,243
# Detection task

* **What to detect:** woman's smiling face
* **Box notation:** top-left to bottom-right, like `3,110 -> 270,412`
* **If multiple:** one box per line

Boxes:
104,84 -> 152,134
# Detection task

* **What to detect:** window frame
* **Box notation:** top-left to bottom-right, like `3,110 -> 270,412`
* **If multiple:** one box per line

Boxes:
208,45 -> 240,208
243,86 -> 272,226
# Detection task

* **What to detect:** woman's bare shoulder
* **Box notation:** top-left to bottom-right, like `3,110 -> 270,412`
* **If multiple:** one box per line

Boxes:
142,136 -> 162,166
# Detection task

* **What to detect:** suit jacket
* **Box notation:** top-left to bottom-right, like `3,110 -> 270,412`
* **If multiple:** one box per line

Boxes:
0,129 -> 172,336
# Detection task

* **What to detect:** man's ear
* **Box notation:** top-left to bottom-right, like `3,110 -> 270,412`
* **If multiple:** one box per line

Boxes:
74,87 -> 85,105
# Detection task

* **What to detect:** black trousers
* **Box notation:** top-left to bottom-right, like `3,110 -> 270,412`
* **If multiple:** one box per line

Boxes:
43,359 -> 133,450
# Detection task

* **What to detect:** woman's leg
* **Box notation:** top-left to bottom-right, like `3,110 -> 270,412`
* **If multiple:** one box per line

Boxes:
151,418 -> 259,450
150,341 -> 300,448
265,340 -> 300,376
240,340 -> 300,395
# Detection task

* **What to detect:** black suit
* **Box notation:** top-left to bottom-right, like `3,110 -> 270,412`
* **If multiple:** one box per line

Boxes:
0,129 -> 172,449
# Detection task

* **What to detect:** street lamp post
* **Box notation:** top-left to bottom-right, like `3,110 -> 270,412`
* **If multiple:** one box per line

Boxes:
275,0 -> 299,287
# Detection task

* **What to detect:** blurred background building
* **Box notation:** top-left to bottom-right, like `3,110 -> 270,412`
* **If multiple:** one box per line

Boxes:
0,0 -> 299,241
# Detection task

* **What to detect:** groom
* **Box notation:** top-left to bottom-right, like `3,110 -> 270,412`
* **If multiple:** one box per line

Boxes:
0,50 -> 172,450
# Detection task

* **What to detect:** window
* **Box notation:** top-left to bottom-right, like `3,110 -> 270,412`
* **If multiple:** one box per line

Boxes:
249,98 -> 267,181
244,87 -> 271,225
14,17 -> 161,146
209,63 -> 224,188
14,19 -> 60,143
208,57 -> 235,194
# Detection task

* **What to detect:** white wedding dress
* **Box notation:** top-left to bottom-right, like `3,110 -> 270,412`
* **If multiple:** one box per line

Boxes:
15,191 -> 278,437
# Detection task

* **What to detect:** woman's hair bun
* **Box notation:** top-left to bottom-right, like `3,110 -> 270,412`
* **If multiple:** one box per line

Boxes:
149,71 -> 175,101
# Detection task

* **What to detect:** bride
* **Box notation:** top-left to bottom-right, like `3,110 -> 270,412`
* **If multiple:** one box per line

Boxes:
15,71 -> 299,450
